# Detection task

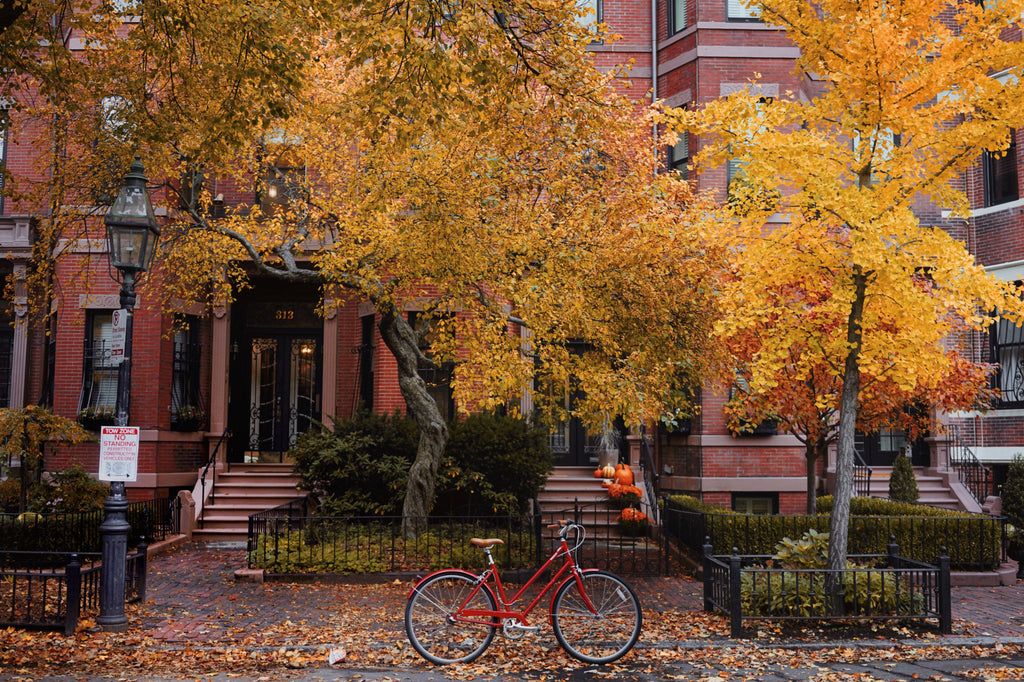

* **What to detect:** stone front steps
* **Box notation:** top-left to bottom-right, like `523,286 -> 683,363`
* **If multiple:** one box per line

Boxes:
192,463 -> 307,544
864,467 -> 961,510
537,466 -> 644,539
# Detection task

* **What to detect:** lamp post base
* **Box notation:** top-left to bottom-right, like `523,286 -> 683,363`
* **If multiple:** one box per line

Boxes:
98,480 -> 130,632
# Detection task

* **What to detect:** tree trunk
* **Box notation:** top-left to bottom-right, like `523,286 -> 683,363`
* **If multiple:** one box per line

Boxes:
377,309 -> 449,539
827,268 -> 867,601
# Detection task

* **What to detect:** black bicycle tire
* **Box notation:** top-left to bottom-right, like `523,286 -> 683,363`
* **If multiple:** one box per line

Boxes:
550,569 -> 642,664
404,570 -> 498,665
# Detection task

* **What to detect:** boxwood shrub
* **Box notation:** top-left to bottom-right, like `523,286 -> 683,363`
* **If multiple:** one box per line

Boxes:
667,494 -> 1002,570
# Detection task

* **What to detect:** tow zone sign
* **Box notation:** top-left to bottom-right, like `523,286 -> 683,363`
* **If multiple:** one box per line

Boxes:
99,426 -> 139,482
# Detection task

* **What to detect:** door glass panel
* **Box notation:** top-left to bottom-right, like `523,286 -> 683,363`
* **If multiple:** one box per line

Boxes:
289,338 -> 318,447
249,337 -> 278,452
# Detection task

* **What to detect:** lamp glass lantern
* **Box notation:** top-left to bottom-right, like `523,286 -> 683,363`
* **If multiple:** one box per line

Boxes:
104,156 -> 160,274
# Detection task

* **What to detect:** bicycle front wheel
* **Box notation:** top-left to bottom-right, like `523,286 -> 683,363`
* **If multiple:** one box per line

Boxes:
405,571 -> 498,665
551,570 -> 642,664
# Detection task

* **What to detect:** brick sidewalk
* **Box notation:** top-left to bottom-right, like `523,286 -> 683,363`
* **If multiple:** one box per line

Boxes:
137,543 -> 1024,643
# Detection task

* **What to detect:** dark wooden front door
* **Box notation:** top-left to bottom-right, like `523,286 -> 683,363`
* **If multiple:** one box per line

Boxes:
856,430 -> 930,468
229,290 -> 322,463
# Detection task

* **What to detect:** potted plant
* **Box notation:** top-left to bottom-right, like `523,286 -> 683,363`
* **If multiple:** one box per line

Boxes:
172,404 -> 207,431
617,507 -> 649,537
1002,453 -> 1024,580
607,483 -> 642,510
77,406 -> 115,431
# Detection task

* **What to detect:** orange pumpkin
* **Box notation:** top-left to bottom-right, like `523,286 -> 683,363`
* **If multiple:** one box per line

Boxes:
593,469 -> 604,479
614,463 -> 634,486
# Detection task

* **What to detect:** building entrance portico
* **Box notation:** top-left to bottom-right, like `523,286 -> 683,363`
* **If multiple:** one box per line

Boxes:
227,283 -> 324,464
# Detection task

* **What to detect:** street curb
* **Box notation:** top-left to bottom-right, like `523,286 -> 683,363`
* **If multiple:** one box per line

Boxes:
97,635 -> 1024,654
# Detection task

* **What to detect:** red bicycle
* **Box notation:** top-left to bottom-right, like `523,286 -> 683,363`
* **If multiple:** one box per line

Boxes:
404,520 -> 642,665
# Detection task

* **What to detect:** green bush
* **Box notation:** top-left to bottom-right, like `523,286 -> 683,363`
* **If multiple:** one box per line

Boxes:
668,494 -> 1002,569
434,413 -> 555,515
291,410 -> 418,516
1001,454 -> 1024,536
248,520 -> 538,573
888,455 -> 919,504
32,464 -> 108,513
0,463 -> 108,514
667,494 -> 830,555
291,411 -> 554,516
740,530 -> 926,618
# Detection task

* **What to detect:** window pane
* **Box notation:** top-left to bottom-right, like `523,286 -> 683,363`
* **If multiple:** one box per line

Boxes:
80,311 -> 118,421
993,316 -> 1024,405
577,0 -> 599,26
734,495 -> 774,515
171,317 -> 204,428
985,133 -> 1018,206
669,137 -> 688,177
672,0 -> 686,33
727,0 -> 759,20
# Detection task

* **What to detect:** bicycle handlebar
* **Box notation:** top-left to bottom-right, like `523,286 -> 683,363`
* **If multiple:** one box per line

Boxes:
546,520 -> 582,538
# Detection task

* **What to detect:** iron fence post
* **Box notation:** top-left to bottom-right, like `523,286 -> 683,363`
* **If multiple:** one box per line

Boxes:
887,535 -> 900,569
65,554 -> 81,636
702,538 -> 714,612
729,550 -> 742,638
938,548 -> 952,634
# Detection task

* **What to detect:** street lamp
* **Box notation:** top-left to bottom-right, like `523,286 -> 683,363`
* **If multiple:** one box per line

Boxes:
98,155 -> 160,632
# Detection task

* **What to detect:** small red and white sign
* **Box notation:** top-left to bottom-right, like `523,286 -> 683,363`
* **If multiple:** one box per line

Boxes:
99,426 -> 139,482
110,309 -> 128,364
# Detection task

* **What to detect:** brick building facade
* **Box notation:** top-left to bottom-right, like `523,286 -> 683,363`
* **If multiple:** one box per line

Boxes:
0,0 -> 1019,514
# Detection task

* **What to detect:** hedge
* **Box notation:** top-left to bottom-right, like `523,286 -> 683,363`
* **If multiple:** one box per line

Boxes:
666,495 -> 1003,570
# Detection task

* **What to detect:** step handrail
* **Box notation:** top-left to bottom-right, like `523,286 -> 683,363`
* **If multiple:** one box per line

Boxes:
638,425 -> 660,525
948,425 -> 992,506
198,427 -> 232,529
852,446 -> 872,498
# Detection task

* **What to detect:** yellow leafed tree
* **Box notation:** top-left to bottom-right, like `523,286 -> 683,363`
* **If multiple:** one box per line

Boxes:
664,0 -> 1024,572
15,0 -> 726,531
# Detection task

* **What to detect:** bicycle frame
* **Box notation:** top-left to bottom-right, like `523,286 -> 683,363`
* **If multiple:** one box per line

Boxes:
409,532 -> 599,629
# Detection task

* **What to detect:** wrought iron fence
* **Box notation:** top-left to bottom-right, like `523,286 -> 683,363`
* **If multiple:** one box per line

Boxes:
247,501 -> 543,574
703,542 -> 951,638
539,499 -> 668,576
662,500 -> 1004,571
247,498 -> 669,576
0,498 -> 173,554
0,546 -> 147,635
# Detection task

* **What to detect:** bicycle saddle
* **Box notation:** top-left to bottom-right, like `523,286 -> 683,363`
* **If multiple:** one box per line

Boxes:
469,538 -> 505,548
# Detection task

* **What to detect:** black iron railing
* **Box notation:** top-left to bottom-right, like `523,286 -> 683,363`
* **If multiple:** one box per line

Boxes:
853,447 -> 872,498
703,541 -> 951,638
247,504 -> 543,575
198,427 -> 232,529
949,426 -> 993,506
0,498 -> 172,554
637,425 -> 660,525
544,499 -> 667,576
663,500 -> 1004,571
0,546 -> 147,635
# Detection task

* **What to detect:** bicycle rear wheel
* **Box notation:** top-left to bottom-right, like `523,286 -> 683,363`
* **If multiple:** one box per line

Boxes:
551,570 -> 642,664
405,570 -> 498,664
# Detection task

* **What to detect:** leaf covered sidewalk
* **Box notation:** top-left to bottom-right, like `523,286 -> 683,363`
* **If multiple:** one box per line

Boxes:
2,542 -> 1024,680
